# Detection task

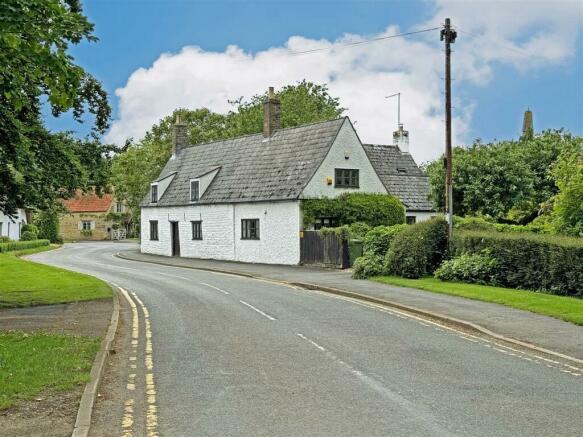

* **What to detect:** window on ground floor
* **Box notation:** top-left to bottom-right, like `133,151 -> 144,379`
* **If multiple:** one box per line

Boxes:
81,220 -> 92,230
150,220 -> 159,240
191,221 -> 202,240
406,216 -> 416,225
241,219 -> 260,240
314,217 -> 339,230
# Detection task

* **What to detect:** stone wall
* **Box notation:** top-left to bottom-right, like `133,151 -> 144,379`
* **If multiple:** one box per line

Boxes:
60,212 -> 113,241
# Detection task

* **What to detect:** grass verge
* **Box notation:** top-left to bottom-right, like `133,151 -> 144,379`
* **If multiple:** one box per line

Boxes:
0,248 -> 111,308
0,331 -> 100,409
371,276 -> 583,326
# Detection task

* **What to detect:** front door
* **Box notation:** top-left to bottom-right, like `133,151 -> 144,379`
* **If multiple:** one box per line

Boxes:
170,221 -> 180,256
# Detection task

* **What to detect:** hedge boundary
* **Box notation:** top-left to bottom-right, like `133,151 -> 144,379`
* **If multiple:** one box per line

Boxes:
452,230 -> 583,296
0,239 -> 50,253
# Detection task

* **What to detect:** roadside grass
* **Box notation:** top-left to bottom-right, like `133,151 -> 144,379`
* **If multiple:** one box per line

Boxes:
0,249 -> 111,308
372,276 -> 583,326
0,331 -> 100,409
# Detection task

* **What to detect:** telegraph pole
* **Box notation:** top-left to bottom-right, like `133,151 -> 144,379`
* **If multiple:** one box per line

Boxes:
441,18 -> 457,240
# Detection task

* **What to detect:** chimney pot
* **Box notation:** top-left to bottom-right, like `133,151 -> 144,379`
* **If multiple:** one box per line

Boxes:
263,87 -> 281,137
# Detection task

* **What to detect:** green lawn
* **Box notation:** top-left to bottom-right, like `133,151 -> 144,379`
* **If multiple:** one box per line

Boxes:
372,276 -> 583,326
0,332 -> 100,409
0,250 -> 111,308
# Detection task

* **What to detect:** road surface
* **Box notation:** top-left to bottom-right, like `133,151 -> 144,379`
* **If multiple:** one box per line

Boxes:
31,242 -> 583,437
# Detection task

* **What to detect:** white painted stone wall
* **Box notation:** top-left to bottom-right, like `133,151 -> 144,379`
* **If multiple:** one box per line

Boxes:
406,211 -> 437,223
0,209 -> 27,241
140,200 -> 301,265
302,119 -> 387,198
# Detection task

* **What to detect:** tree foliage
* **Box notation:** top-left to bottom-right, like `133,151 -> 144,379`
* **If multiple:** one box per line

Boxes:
551,140 -> 583,236
0,0 -> 111,215
425,130 -> 579,224
111,81 -> 345,221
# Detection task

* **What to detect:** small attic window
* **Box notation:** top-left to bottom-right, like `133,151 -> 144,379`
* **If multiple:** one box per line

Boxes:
397,168 -> 407,174
151,184 -> 158,203
190,180 -> 200,202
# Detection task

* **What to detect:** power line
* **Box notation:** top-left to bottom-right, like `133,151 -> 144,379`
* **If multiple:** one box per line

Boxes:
457,28 -> 530,58
288,27 -> 441,56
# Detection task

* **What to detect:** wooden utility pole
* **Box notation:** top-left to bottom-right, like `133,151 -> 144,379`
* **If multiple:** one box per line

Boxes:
441,18 -> 457,240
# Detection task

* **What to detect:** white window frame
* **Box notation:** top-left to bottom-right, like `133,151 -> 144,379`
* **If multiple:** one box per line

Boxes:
190,179 -> 200,202
151,183 -> 158,203
81,220 -> 92,231
116,201 -> 124,213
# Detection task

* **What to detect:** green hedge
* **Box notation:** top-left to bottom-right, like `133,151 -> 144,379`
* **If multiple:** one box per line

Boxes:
0,239 -> 50,253
301,193 -> 405,228
362,224 -> 407,257
452,230 -> 583,296
385,218 -> 449,278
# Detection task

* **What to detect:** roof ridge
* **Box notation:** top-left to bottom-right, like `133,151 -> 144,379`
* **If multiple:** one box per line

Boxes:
182,116 -> 347,150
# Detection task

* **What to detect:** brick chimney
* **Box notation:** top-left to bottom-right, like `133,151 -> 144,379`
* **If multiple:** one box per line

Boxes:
172,114 -> 188,155
263,87 -> 281,137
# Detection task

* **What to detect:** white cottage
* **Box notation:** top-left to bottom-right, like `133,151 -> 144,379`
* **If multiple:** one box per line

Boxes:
0,209 -> 27,241
140,88 -> 433,265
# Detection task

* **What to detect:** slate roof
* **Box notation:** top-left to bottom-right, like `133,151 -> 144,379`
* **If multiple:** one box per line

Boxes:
143,118 -> 346,207
63,190 -> 114,213
363,144 -> 434,211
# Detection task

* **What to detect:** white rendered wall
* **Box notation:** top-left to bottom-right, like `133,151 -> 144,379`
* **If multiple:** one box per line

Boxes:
406,211 -> 436,223
0,209 -> 27,241
140,201 -> 301,265
302,119 -> 387,198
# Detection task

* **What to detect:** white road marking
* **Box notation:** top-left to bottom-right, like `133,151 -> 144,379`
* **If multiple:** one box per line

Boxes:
239,300 -> 277,321
199,282 -> 230,295
93,262 -> 140,272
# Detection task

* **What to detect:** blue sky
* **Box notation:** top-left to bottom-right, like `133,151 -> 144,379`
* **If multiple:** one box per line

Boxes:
48,0 -> 583,162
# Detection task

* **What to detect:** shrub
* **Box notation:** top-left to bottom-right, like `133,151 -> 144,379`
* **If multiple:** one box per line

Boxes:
21,224 -> 39,235
493,223 -> 552,234
20,231 -> 38,241
362,224 -> 407,257
434,252 -> 499,285
352,254 -> 385,279
348,222 -> 371,240
0,236 -> 10,243
301,193 -> 405,228
453,216 -> 495,231
0,239 -> 50,253
36,209 -> 61,243
385,218 -> 449,278
452,230 -> 583,296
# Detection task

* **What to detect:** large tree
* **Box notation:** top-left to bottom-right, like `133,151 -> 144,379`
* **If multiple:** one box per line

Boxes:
0,0 -> 111,215
425,130 -> 577,223
111,81 -> 344,222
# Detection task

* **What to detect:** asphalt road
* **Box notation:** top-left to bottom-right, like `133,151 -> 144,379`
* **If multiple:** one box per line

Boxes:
32,242 -> 583,437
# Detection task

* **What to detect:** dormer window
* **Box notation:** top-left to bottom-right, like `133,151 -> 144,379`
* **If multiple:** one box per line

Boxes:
151,184 -> 158,203
190,180 -> 200,202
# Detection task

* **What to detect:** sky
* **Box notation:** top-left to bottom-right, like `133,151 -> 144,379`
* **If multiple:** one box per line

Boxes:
47,0 -> 583,164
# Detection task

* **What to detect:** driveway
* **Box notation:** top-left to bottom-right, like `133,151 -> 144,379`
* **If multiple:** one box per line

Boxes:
31,242 -> 583,436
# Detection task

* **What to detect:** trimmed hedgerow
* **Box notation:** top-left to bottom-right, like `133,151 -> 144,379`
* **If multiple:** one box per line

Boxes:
434,251 -> 499,285
385,218 -> 449,279
0,239 -> 50,253
363,224 -> 407,257
452,230 -> 583,296
301,193 -> 405,228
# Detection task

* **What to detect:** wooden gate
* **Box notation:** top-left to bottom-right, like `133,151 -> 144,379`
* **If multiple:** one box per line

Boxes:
300,231 -> 349,268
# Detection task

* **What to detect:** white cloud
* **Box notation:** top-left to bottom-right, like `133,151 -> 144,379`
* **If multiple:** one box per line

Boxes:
105,0 -> 582,163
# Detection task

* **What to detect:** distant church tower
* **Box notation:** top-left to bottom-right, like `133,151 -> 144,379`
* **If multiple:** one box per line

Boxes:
522,109 -> 534,139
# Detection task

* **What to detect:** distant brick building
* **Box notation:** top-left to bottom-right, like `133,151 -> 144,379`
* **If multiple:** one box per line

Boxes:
60,190 -> 125,240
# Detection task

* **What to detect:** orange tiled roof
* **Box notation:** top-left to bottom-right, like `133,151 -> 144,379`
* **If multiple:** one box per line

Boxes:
62,190 -> 114,213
